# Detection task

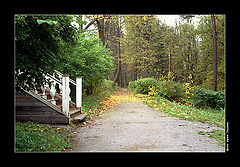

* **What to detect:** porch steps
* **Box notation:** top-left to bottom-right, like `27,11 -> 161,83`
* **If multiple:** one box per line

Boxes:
16,72 -> 86,124
42,88 -> 87,123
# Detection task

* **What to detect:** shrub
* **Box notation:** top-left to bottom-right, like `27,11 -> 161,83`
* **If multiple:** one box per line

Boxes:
56,32 -> 114,96
191,87 -> 225,109
92,79 -> 118,96
158,80 -> 185,101
135,78 -> 159,94
99,79 -> 118,93
128,81 -> 137,90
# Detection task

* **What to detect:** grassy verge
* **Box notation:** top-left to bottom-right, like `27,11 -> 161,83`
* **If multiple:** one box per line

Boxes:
198,130 -> 225,147
80,83 -> 119,126
136,94 -> 225,128
15,121 -> 74,152
135,93 -> 225,147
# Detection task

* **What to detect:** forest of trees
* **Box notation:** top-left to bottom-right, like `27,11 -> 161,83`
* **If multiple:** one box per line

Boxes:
15,14 -> 225,95
83,14 -> 225,91
106,15 -> 225,90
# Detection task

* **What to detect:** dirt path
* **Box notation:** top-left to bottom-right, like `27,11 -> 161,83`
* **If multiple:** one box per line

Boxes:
71,89 -> 224,152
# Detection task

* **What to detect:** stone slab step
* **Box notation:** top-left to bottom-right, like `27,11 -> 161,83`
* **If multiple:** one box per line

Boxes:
72,114 -> 87,122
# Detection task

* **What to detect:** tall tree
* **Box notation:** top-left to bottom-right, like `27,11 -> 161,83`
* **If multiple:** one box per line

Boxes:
211,15 -> 218,91
195,15 -> 225,90
82,15 -> 124,86
15,15 -> 77,91
122,15 -> 160,82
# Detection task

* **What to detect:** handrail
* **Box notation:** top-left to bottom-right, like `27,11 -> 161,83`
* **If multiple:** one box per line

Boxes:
40,69 -> 76,86
54,70 -> 76,86
20,69 -> 82,118
19,85 -> 63,115
45,72 -> 61,85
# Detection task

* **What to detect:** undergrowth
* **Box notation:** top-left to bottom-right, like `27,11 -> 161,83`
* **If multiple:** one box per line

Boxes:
136,94 -> 225,128
15,121 -> 74,152
135,93 -> 225,147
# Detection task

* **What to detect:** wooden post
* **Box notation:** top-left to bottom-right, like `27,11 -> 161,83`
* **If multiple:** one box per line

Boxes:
76,77 -> 82,108
62,75 -> 69,117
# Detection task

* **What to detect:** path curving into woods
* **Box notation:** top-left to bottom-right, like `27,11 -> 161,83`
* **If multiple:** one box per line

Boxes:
71,89 -> 224,152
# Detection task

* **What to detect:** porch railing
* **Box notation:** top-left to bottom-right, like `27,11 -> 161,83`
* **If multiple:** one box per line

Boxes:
40,70 -> 82,117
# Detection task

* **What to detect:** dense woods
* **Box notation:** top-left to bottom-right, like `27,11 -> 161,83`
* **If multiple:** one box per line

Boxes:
15,14 -> 225,96
83,14 -> 225,91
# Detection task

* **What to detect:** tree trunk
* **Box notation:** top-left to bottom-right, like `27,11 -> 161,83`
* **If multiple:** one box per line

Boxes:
211,15 -> 218,91
96,16 -> 105,46
112,16 -> 123,87
79,15 -> 83,33
168,48 -> 171,73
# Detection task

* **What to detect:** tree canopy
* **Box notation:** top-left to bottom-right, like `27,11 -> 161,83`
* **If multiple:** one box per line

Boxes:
15,14 -> 225,95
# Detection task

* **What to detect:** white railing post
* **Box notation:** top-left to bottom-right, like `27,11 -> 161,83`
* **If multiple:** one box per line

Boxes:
76,76 -> 82,109
50,82 -> 56,105
62,74 -> 69,116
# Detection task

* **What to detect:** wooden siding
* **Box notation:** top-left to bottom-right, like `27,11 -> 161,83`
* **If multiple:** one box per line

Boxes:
15,93 -> 69,124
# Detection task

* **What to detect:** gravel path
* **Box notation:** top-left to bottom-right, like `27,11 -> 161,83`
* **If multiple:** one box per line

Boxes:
71,94 -> 224,152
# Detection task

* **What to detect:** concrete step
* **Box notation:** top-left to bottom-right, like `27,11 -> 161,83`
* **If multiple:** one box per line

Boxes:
71,114 -> 87,122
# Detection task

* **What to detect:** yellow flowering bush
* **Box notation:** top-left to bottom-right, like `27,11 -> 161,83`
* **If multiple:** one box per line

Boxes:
181,74 -> 195,107
148,85 -> 156,96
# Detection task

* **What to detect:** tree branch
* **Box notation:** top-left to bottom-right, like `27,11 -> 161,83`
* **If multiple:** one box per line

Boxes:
82,17 -> 98,32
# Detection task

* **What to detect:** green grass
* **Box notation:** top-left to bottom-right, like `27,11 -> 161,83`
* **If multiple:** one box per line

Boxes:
136,94 -> 225,128
15,121 -> 74,152
198,130 -> 225,147
81,84 -> 119,121
136,93 -> 225,147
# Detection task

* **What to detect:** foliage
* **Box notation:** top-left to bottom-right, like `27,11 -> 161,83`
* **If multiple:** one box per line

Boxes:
81,80 -> 119,122
180,74 -> 195,106
130,74 -> 224,110
136,94 -> 225,128
134,78 -> 159,94
15,15 -> 80,92
93,79 -> 119,96
128,81 -> 137,90
122,15 -> 162,81
196,15 -> 225,90
191,87 -> 225,109
120,15 -> 225,91
56,32 -> 114,96
15,121 -> 73,152
158,80 -> 185,102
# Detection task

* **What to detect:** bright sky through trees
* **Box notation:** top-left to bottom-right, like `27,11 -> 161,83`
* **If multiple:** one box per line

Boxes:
158,15 -> 180,26
158,15 -> 200,26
